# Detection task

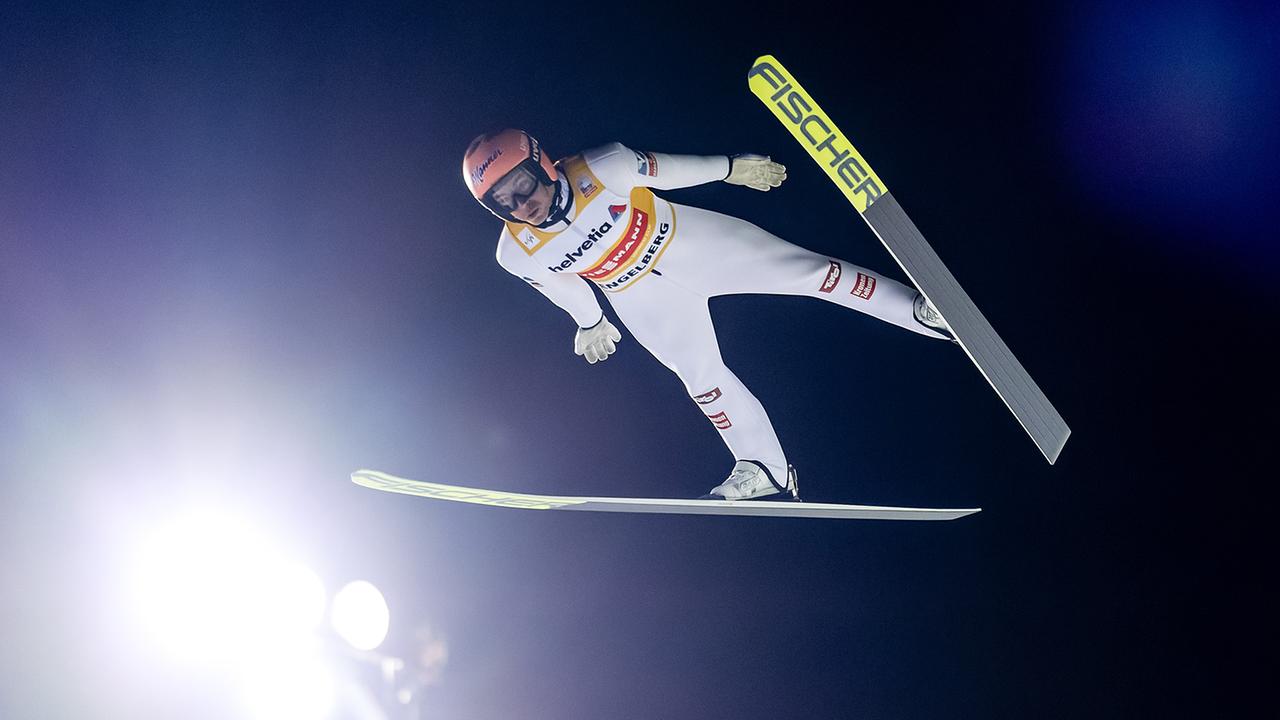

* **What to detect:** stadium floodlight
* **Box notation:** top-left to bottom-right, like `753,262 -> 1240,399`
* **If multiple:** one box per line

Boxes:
130,510 -> 327,663
330,580 -> 390,651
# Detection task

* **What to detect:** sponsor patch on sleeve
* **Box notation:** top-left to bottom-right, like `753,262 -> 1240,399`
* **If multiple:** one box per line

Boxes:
850,272 -> 877,300
634,150 -> 659,177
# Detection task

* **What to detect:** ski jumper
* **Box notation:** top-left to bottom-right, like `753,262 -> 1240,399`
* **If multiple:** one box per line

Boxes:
495,143 -> 947,483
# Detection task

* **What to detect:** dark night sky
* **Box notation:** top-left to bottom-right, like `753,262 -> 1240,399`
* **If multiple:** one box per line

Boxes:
2,1 -> 1276,718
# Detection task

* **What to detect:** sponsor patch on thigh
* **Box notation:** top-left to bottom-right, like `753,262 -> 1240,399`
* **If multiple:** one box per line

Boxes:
819,261 -> 841,293
850,272 -> 877,299
707,411 -> 733,429
693,387 -> 723,404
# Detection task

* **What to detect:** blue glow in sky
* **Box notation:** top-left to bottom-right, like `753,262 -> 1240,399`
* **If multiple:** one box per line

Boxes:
1054,1 -> 1280,271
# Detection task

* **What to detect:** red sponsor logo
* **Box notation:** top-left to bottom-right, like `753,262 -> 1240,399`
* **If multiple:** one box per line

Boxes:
819,261 -> 841,293
644,152 -> 659,176
707,411 -> 732,429
580,208 -> 649,280
693,387 -> 722,405
850,272 -> 877,300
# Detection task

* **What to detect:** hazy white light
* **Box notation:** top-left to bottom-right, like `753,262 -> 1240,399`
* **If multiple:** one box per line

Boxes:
240,651 -> 336,720
129,510 -> 326,663
264,562 -> 328,638
330,580 -> 390,651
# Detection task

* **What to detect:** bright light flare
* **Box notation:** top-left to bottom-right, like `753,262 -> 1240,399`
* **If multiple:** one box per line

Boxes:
330,580 -> 390,651
129,510 -> 326,664
239,651 -> 337,720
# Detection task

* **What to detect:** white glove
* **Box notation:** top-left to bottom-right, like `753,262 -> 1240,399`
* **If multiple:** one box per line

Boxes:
724,154 -> 787,191
574,316 -> 622,364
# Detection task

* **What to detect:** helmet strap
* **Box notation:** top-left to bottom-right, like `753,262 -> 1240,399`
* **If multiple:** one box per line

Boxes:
537,173 -> 573,228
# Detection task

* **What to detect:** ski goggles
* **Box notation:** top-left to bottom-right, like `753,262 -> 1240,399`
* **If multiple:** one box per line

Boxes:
482,162 -> 543,218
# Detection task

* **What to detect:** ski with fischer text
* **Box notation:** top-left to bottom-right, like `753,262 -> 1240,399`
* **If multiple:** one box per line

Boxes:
747,54 -> 1070,464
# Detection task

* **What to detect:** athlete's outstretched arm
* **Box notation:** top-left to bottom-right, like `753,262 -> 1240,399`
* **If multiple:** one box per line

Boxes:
587,142 -> 728,192
495,229 -> 603,329
586,142 -> 785,193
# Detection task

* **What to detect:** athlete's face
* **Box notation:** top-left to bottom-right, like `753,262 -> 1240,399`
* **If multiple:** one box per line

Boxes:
507,173 -> 556,225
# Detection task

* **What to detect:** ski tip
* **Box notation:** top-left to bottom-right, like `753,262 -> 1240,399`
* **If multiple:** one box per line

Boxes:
351,469 -> 387,487
748,54 -> 780,74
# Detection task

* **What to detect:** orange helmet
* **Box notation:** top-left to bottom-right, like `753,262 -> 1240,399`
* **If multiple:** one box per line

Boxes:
462,129 -> 560,223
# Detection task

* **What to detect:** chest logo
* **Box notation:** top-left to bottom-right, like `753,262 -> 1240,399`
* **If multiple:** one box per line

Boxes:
546,221 -> 613,272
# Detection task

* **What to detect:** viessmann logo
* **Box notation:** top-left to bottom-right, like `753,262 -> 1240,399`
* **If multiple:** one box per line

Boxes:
747,59 -> 884,211
581,208 -> 650,281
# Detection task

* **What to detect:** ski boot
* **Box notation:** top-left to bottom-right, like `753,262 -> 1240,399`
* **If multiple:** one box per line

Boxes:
913,291 -> 956,343
699,460 -> 800,501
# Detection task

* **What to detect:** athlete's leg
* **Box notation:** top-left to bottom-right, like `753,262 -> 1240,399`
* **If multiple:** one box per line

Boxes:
660,203 -> 947,340
606,274 -> 789,484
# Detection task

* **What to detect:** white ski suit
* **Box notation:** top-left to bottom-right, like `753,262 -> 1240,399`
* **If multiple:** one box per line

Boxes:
494,143 -> 946,484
